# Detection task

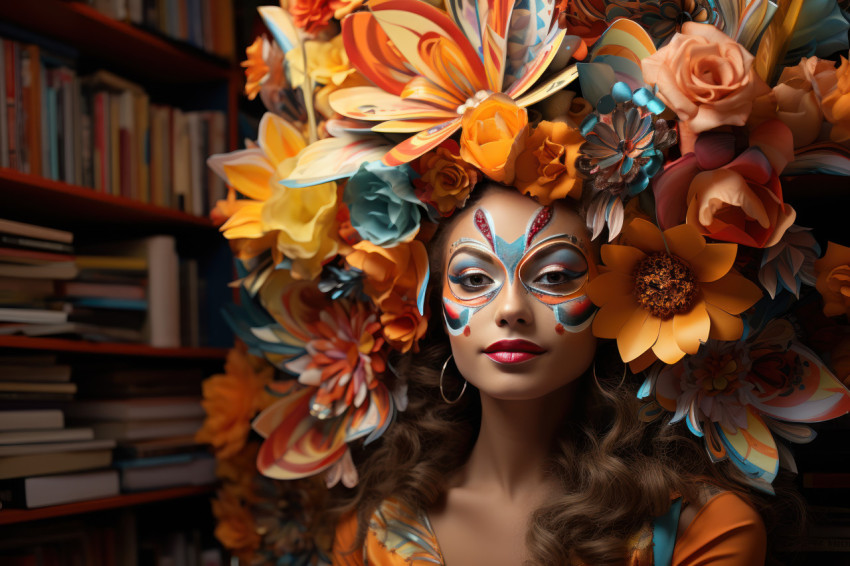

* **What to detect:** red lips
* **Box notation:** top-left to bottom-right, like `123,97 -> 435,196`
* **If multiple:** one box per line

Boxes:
483,339 -> 545,364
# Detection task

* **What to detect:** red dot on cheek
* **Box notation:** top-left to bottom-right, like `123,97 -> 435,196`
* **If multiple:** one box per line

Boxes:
463,326 -> 471,337
555,324 -> 565,335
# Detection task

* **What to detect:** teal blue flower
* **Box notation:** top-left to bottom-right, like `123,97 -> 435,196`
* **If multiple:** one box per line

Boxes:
343,162 -> 424,247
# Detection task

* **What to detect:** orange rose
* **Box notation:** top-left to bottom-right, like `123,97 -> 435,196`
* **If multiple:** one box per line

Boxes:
344,240 -> 429,309
415,141 -> 480,216
379,294 -> 428,354
641,22 -> 770,133
460,93 -> 528,183
821,56 -> 850,143
814,242 -> 850,319
514,120 -> 584,205
288,0 -> 336,35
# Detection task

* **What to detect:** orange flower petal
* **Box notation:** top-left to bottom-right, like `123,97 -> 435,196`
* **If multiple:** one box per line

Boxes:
600,245 -> 646,274
652,318 -> 687,365
629,350 -> 659,373
587,271 -> 634,307
706,303 -> 744,340
663,224 -> 705,261
672,300 -> 710,354
701,272 -> 763,315
592,296 -> 638,339
689,242 -> 738,283
623,218 -> 666,253
617,307 -> 661,363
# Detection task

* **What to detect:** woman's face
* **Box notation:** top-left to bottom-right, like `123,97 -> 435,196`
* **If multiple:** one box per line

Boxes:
442,186 -> 598,401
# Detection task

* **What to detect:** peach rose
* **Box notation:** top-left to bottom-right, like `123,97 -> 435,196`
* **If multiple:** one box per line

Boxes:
414,141 -> 480,216
288,0 -> 336,35
460,93 -> 528,183
344,240 -> 429,309
814,242 -> 850,319
821,56 -> 850,143
379,294 -> 428,354
514,120 -> 584,205
641,22 -> 770,133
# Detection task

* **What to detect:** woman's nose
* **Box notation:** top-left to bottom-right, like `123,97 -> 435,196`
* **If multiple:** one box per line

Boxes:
494,281 -> 534,328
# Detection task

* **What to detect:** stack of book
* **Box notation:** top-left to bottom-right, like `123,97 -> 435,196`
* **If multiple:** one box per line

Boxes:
67,396 -> 214,493
1,35 -> 227,215
0,353 -> 119,509
0,217 -> 183,347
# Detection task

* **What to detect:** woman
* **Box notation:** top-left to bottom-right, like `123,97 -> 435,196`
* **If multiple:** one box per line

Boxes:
331,185 -> 768,566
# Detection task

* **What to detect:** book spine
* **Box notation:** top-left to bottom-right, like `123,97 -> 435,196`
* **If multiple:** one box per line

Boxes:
146,235 -> 180,348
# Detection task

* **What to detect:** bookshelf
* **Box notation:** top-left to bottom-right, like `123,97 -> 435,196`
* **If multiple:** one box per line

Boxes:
0,1 -> 238,561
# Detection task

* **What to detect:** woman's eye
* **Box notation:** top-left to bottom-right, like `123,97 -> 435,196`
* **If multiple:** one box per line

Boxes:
459,272 -> 494,289
534,269 -> 578,287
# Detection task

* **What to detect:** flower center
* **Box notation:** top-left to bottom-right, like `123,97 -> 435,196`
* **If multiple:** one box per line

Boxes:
456,89 -> 494,114
633,252 -> 698,319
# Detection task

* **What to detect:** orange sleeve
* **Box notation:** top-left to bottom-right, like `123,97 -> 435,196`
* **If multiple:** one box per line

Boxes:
331,510 -> 364,566
672,491 -> 766,566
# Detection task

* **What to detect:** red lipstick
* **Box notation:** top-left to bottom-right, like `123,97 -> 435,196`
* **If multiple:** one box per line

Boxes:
483,339 -> 545,364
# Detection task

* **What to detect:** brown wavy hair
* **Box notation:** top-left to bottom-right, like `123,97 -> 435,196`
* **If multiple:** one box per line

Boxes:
332,188 -> 804,565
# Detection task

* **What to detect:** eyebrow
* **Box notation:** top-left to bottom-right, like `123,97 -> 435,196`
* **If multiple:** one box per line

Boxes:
447,243 -> 499,266
529,233 -> 590,255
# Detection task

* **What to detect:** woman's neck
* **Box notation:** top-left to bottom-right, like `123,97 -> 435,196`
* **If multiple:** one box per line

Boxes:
460,381 -> 578,500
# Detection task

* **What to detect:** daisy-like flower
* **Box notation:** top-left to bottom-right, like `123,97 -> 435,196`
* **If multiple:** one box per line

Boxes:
577,83 -> 675,240
641,319 -> 850,490
285,299 -> 388,420
588,219 -> 763,371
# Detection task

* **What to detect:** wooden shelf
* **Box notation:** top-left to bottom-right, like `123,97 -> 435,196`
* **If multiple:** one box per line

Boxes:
0,484 -> 215,525
0,168 -> 220,235
0,336 -> 227,359
0,0 -> 233,84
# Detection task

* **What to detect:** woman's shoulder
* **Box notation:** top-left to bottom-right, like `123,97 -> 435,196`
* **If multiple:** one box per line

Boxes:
672,490 -> 766,566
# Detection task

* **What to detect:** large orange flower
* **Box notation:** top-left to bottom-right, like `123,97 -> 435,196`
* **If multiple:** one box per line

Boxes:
588,219 -> 762,371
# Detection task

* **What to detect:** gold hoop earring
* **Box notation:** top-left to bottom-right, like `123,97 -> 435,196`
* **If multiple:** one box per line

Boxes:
439,355 -> 467,404
592,358 -> 628,390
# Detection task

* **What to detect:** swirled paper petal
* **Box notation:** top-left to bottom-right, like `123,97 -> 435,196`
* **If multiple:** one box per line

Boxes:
382,118 -> 463,166
281,134 -> 392,187
257,6 -> 301,54
342,11 -> 417,96
716,409 -> 779,489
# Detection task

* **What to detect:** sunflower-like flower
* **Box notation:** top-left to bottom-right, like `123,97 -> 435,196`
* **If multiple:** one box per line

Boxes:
588,219 -> 763,371
285,299 -> 388,419
641,319 -> 850,490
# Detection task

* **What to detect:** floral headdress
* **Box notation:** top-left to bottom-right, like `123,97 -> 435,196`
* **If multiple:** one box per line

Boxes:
199,0 -> 850,560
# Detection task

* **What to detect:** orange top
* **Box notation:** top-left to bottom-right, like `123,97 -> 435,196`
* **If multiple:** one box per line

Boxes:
331,491 -> 766,566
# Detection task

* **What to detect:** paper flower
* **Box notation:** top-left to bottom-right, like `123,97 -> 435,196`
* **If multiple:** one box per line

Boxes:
514,119 -> 585,205
318,263 -> 364,300
459,93 -> 529,184
196,345 -> 275,460
815,242 -> 850,319
641,319 -> 850,491
822,56 -> 850,143
213,488 -> 262,561
588,219 -> 762,371
288,0 -> 339,35
759,225 -> 820,299
413,140 -> 480,216
208,113 -> 309,260
753,56 -> 838,147
606,0 -> 719,46
343,161 -> 424,247
327,0 -> 578,167
243,37 -> 271,100
652,120 -> 796,249
344,240 -> 429,313
641,22 -> 770,134
379,293 -> 429,354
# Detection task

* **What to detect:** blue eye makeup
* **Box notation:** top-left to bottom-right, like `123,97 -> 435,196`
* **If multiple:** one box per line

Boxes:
519,244 -> 588,297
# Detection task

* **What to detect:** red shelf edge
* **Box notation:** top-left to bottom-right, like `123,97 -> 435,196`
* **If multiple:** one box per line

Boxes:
0,484 -> 216,525
0,336 -> 228,359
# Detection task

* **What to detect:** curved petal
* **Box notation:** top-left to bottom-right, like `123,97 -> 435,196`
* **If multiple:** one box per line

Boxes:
689,243 -> 738,283
718,409 -> 779,486
281,134 -> 392,188
652,318 -> 687,365
342,11 -> 418,96
329,86 -> 458,122
702,272 -> 763,315
382,118 -> 462,165
617,307 -> 661,363
600,244 -> 646,273
705,303 -> 744,341
258,113 -> 307,167
207,149 -> 273,202
652,153 -> 700,230
663,224 -> 706,262
587,271 -> 634,307
592,296 -> 637,339
672,300 -> 710,355
623,218 -> 666,253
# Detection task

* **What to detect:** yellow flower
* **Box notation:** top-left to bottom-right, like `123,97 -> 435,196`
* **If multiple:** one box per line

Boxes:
262,179 -> 340,281
815,242 -> 850,319
459,93 -> 528,184
514,120 -> 584,205
588,219 -> 762,371
289,35 -> 355,88
196,345 -> 275,460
